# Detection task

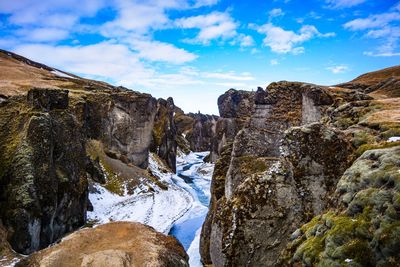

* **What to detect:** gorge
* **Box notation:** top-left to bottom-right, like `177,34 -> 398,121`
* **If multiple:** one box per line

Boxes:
0,49 -> 400,267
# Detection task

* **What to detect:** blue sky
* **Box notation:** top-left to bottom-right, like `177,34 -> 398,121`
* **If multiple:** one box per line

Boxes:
0,0 -> 399,114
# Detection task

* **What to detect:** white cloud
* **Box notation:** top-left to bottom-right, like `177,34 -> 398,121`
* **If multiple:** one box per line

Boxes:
13,42 -> 204,89
192,0 -> 220,8
270,59 -> 279,65
326,65 -> 349,74
251,23 -> 335,54
269,8 -> 284,19
175,11 -> 238,45
363,51 -> 400,57
13,43 -> 153,85
344,6 -> 400,57
202,71 -> 255,81
0,0 -> 105,29
127,39 -> 198,64
235,34 -> 255,47
19,27 -> 69,42
0,0 -> 106,42
101,0 -> 177,35
325,0 -> 366,9
344,12 -> 400,31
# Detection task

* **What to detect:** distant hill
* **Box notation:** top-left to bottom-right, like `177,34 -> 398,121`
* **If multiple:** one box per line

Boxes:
337,65 -> 400,98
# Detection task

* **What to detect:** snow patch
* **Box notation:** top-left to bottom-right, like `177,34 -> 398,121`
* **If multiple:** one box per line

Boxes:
187,227 -> 203,267
51,70 -> 75,79
388,136 -> 400,142
0,257 -> 20,267
88,154 -> 193,234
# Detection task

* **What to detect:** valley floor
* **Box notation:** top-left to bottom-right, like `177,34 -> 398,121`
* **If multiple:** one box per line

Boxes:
88,151 -> 214,267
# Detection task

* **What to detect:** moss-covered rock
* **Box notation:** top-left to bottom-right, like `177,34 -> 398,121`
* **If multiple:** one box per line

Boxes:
282,146 -> 400,266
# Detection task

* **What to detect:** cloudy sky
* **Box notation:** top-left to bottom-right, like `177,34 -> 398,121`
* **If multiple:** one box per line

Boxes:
0,0 -> 399,114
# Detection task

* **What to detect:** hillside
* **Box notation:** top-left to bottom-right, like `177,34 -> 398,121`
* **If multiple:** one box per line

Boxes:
337,65 -> 400,98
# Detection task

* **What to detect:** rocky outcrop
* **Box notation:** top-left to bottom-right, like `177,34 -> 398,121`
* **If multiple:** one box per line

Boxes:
282,146 -> 400,266
0,89 -> 89,254
185,113 -> 218,152
150,97 -> 177,172
0,50 -> 181,255
17,222 -> 189,267
209,88 -> 255,162
174,110 -> 218,154
200,142 -> 233,263
0,221 -> 20,265
201,82 -> 355,266
83,91 -> 158,169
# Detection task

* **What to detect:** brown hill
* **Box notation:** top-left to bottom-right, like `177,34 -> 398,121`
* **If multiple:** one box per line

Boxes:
337,65 -> 400,98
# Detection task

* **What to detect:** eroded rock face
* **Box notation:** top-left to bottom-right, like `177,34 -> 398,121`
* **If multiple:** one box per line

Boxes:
200,142 -> 233,264
201,82 -> 354,266
150,97 -> 177,172
0,90 -> 88,254
17,222 -> 189,267
98,92 -> 158,169
185,113 -> 218,153
282,146 -> 400,266
0,87 -> 175,254
209,89 -> 255,162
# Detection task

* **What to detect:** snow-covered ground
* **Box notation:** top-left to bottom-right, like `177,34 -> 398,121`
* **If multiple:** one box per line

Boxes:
87,154 -> 194,234
82,151 -> 214,266
388,136 -> 400,142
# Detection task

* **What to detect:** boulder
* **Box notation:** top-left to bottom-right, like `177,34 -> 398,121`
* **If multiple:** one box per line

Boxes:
17,222 -> 189,267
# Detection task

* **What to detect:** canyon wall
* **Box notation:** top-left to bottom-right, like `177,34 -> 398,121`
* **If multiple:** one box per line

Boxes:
201,74 -> 400,266
0,51 -> 179,255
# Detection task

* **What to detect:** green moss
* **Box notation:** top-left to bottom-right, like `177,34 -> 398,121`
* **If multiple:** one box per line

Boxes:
237,155 -> 270,173
339,239 -> 373,265
352,131 -> 375,148
335,117 -> 355,129
355,141 -> 400,157
301,215 -> 322,235
103,174 -> 124,196
296,236 -> 325,264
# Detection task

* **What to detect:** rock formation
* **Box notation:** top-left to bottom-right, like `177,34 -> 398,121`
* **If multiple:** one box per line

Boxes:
0,50 -> 179,255
174,109 -> 218,155
201,67 -> 400,266
281,146 -> 400,266
150,97 -> 177,172
17,222 -> 189,267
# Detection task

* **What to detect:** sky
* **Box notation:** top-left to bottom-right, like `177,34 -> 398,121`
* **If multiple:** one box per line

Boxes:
0,0 -> 399,114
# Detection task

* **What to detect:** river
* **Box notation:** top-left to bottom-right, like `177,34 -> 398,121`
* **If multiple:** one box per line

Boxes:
169,152 -> 213,267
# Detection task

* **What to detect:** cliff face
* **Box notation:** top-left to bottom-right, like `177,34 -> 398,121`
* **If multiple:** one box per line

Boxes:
200,68 -> 400,266
150,97 -> 177,172
174,109 -> 218,154
0,89 -> 89,254
281,146 -> 400,266
209,89 -> 255,162
0,50 -> 178,254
